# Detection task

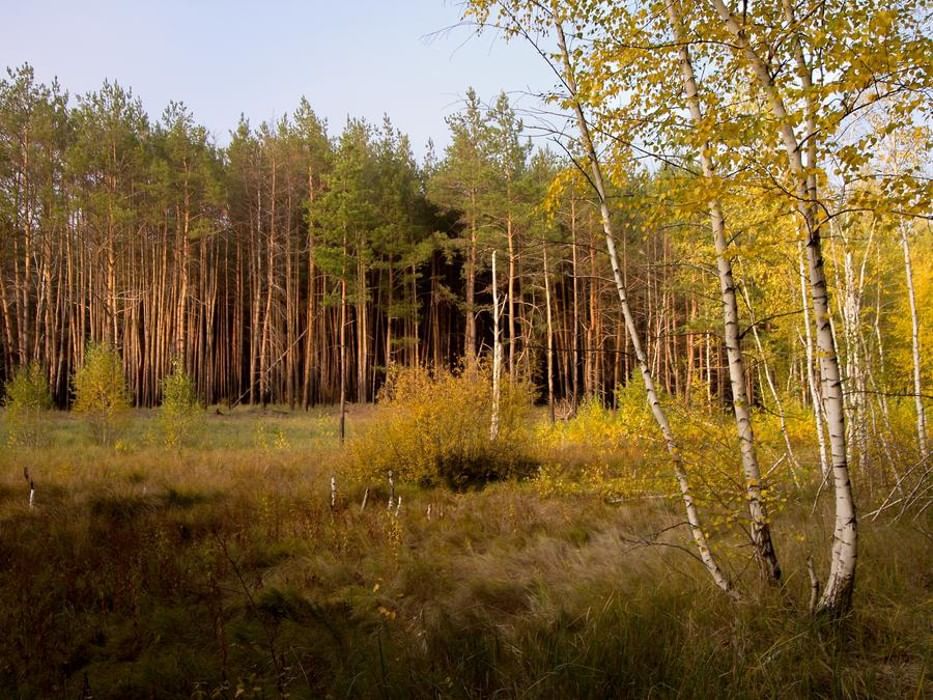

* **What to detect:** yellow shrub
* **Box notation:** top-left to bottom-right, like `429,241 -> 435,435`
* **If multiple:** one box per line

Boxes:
3,362 -> 53,447
345,364 -> 535,489
532,380 -> 668,500
72,343 -> 131,447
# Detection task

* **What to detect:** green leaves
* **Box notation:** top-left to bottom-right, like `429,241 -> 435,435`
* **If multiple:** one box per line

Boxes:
2,362 -> 52,448
73,343 -> 131,447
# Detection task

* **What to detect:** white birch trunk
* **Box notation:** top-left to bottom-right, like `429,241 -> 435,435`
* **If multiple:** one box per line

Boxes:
555,19 -> 737,599
712,0 -> 856,615
901,223 -> 927,459
839,236 -> 867,471
799,244 -> 829,478
668,0 -> 781,582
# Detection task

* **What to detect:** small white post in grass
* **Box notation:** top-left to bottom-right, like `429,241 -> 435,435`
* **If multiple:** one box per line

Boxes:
360,487 -> 369,513
330,475 -> 337,511
387,470 -> 395,511
24,467 -> 34,510
395,495 -> 402,518
426,504 -> 432,521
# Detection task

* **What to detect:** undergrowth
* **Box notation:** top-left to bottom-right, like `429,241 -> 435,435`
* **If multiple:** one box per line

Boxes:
0,401 -> 928,699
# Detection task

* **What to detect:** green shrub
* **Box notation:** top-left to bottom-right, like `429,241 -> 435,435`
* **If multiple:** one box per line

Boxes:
2,362 -> 53,447
158,362 -> 203,447
73,343 -> 131,446
346,364 -> 536,489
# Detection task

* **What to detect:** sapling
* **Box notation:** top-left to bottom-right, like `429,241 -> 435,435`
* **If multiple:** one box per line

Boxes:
73,343 -> 131,447
3,363 -> 52,448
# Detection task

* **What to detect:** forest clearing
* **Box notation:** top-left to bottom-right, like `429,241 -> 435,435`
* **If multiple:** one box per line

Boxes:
1,0 -> 931,697
0,399 -> 929,698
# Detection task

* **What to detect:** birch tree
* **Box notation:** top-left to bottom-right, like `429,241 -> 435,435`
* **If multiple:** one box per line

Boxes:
465,1 -> 737,597
701,0 -> 927,615
666,0 -> 781,583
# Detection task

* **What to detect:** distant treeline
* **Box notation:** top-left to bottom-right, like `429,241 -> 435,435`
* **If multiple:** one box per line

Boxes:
0,67 -> 695,407
0,65 -> 925,412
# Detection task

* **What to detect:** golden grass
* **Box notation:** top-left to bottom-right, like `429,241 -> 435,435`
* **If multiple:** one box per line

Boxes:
0,406 -> 929,698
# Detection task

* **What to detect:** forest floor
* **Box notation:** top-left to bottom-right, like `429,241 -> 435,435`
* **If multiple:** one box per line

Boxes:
0,407 -> 930,699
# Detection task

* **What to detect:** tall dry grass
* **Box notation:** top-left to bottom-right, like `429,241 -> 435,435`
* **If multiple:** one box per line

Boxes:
0,402 -> 929,698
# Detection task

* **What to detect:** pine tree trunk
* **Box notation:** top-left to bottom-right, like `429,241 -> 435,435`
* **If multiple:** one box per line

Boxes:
544,242 -> 555,423
465,194 -> 478,365
490,250 -> 502,440
570,195 -> 580,410
339,233 -> 348,445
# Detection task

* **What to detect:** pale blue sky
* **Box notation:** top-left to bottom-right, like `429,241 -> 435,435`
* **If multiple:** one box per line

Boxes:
0,0 -> 556,155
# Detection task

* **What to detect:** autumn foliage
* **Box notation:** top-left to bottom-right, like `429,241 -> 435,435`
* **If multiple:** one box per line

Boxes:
347,364 -> 536,488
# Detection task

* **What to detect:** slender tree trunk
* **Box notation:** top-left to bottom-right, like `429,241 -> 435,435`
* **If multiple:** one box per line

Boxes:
490,250 -> 502,440
740,282 -> 801,484
339,232 -> 348,445
799,245 -> 830,477
712,0 -> 855,615
668,0 -> 781,582
544,242 -> 555,423
900,223 -> 927,459
356,244 -> 368,402
570,195 -> 580,411
303,170 -> 317,409
465,193 -> 478,365
555,19 -> 736,598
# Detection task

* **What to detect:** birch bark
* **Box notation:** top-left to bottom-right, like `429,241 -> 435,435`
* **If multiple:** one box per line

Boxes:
710,0 -> 856,615
556,18 -> 737,598
668,0 -> 781,583
901,223 -> 927,459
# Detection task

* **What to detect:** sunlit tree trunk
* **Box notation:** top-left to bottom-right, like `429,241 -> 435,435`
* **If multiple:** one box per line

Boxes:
507,209 -> 517,380
901,222 -> 927,459
339,231 -> 348,445
556,18 -> 736,599
490,250 -> 502,440
570,194 -> 580,411
741,284 -> 801,485
465,192 -> 478,366
668,0 -> 781,582
799,245 -> 830,477
712,0 -> 856,616
303,170 -> 317,409
544,241 -> 555,423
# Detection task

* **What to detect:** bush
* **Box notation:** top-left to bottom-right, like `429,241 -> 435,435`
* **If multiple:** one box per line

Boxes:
532,380 -> 662,500
346,364 -> 536,489
2,362 -> 53,447
73,343 -> 131,446
158,362 -> 203,447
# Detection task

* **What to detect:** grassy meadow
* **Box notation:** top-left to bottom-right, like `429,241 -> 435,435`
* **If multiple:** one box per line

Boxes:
0,402 -> 930,699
